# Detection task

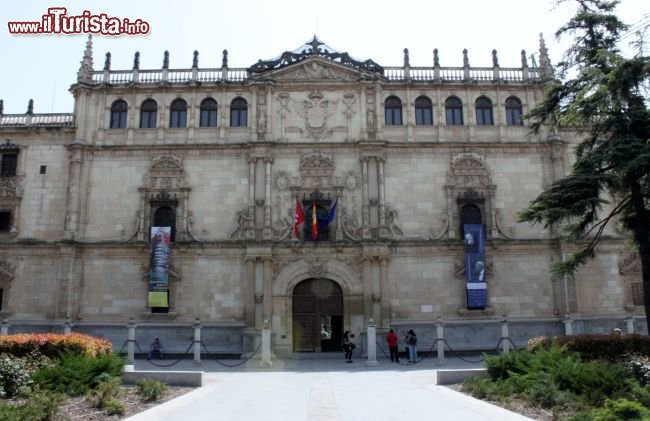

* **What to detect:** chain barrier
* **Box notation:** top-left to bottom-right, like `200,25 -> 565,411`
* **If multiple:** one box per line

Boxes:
145,341 -> 195,368
200,340 -> 262,368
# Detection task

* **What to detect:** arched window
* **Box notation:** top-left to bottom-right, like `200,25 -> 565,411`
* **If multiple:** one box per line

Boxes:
169,99 -> 187,128
230,98 -> 248,127
110,100 -> 127,129
460,204 -> 482,237
445,97 -> 463,125
384,96 -> 402,125
475,96 -> 494,126
415,96 -> 433,125
200,98 -> 218,127
505,96 -> 523,126
140,99 -> 158,129
153,206 -> 176,242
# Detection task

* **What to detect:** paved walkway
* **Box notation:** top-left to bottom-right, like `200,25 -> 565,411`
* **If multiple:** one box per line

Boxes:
125,355 -> 534,421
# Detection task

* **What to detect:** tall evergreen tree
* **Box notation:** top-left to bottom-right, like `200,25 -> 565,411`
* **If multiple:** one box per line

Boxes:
519,1 -> 650,327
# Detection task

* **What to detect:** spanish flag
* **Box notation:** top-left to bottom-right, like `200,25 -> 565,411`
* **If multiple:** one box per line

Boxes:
311,201 -> 318,240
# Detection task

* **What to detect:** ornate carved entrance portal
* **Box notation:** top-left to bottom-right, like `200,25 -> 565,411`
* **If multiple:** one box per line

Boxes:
292,278 -> 343,352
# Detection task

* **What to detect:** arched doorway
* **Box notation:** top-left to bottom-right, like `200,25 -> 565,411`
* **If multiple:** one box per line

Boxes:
292,278 -> 343,352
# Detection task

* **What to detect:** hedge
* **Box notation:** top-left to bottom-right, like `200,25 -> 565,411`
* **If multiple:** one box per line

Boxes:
529,334 -> 650,361
0,333 -> 113,358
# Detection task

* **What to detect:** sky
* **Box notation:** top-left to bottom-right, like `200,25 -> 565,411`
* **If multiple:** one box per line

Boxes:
0,0 -> 648,114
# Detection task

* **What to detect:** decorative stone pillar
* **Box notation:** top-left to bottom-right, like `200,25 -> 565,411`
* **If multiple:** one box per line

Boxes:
360,157 -> 371,239
261,319 -> 272,367
377,157 -> 387,237
244,257 -> 256,327
366,319 -> 378,367
262,257 -> 273,323
248,157 -> 257,240
562,313 -> 573,336
379,257 -> 390,328
361,256 -> 373,321
625,315 -> 635,334
65,146 -> 84,240
263,157 -> 273,240
63,318 -> 73,334
193,319 -> 202,365
0,319 -> 10,336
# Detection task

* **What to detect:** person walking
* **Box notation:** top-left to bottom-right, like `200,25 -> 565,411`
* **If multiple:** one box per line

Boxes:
342,331 -> 355,363
386,329 -> 400,362
405,329 -> 417,363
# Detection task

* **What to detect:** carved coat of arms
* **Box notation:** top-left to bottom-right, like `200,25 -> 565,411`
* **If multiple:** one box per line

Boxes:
294,91 -> 338,140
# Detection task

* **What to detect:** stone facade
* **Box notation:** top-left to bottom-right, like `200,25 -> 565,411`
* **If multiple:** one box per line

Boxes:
0,36 -> 644,356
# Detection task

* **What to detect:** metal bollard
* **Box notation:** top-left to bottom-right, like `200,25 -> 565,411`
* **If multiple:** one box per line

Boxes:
625,315 -> 635,334
261,319 -> 272,367
563,313 -> 573,336
366,319 -> 377,366
193,319 -> 202,365
127,318 -> 137,365
436,317 -> 445,365
0,319 -> 9,336
501,316 -> 510,354
63,317 -> 73,335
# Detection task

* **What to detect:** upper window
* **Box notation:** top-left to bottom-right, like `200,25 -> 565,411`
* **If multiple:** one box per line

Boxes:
200,98 -> 218,128
415,96 -> 433,126
475,97 -> 494,126
109,100 -> 128,129
140,99 -> 158,129
153,206 -> 176,242
169,99 -> 187,128
230,98 -> 248,127
0,153 -> 18,176
0,211 -> 10,232
384,96 -> 403,126
445,97 -> 463,126
505,96 -> 523,126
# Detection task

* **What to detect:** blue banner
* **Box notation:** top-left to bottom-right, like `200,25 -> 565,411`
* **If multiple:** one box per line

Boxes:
464,224 -> 487,309
149,226 -> 171,307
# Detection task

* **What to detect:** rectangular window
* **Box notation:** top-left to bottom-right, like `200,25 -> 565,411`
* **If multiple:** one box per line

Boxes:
0,211 -> 11,232
415,108 -> 433,125
632,283 -> 643,306
200,110 -> 217,127
446,109 -> 463,125
1,154 -> 18,176
140,111 -> 157,128
40,165 -> 47,175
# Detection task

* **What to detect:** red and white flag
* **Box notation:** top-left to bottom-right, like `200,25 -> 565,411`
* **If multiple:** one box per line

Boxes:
294,199 -> 305,239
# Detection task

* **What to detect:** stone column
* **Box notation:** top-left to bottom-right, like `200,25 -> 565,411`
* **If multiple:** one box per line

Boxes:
248,157 -> 257,240
379,257 -> 390,328
193,319 -> 202,365
261,319 -> 272,367
366,319 -> 378,366
377,157 -> 386,237
562,313 -> 573,336
263,157 -> 273,240
360,157 -> 371,239
63,318 -> 73,334
65,146 -> 84,240
436,318 -> 445,365
360,86 -> 367,140
127,318 -> 137,365
361,256 -> 373,321
262,257 -> 273,323
625,315 -> 636,334
244,258 -> 256,327
501,317 -> 510,354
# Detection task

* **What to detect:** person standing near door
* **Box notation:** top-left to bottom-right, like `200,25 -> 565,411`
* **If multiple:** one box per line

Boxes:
386,329 -> 399,362
405,329 -> 417,363
342,331 -> 355,363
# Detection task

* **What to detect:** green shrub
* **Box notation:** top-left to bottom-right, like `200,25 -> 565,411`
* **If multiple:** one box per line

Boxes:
462,377 -> 494,400
485,348 -> 534,380
89,377 -> 122,409
625,354 -> 650,385
0,388 -> 64,421
136,378 -> 168,402
572,398 -> 650,421
33,352 -> 124,396
0,355 -> 34,397
100,397 -> 125,416
529,334 -> 650,362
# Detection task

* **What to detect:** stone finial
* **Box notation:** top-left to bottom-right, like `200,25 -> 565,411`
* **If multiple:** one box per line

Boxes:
222,49 -> 228,68
538,32 -> 553,79
163,51 -> 169,69
133,51 -> 140,70
403,48 -> 410,67
103,52 -> 111,71
462,48 -> 469,67
77,35 -> 94,82
26,99 -> 33,115
0,99 -> 3,115
433,48 -> 439,67
492,49 -> 499,67
193,50 -> 199,68
521,49 -> 529,68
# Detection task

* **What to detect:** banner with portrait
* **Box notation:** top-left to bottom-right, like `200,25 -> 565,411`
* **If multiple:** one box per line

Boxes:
464,224 -> 487,309
148,226 -> 171,308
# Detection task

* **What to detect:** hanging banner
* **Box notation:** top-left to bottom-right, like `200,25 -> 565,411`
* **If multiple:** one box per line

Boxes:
464,224 -> 487,309
148,226 -> 171,308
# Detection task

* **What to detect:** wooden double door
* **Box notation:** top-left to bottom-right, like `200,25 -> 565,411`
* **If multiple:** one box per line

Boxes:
292,278 -> 343,352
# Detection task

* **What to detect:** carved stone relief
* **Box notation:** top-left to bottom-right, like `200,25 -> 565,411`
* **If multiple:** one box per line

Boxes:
291,91 -> 339,140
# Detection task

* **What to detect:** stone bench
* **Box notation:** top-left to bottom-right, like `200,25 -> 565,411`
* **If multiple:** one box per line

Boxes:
435,368 -> 487,385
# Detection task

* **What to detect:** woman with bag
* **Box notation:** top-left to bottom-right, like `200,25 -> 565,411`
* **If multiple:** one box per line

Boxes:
405,329 -> 417,363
